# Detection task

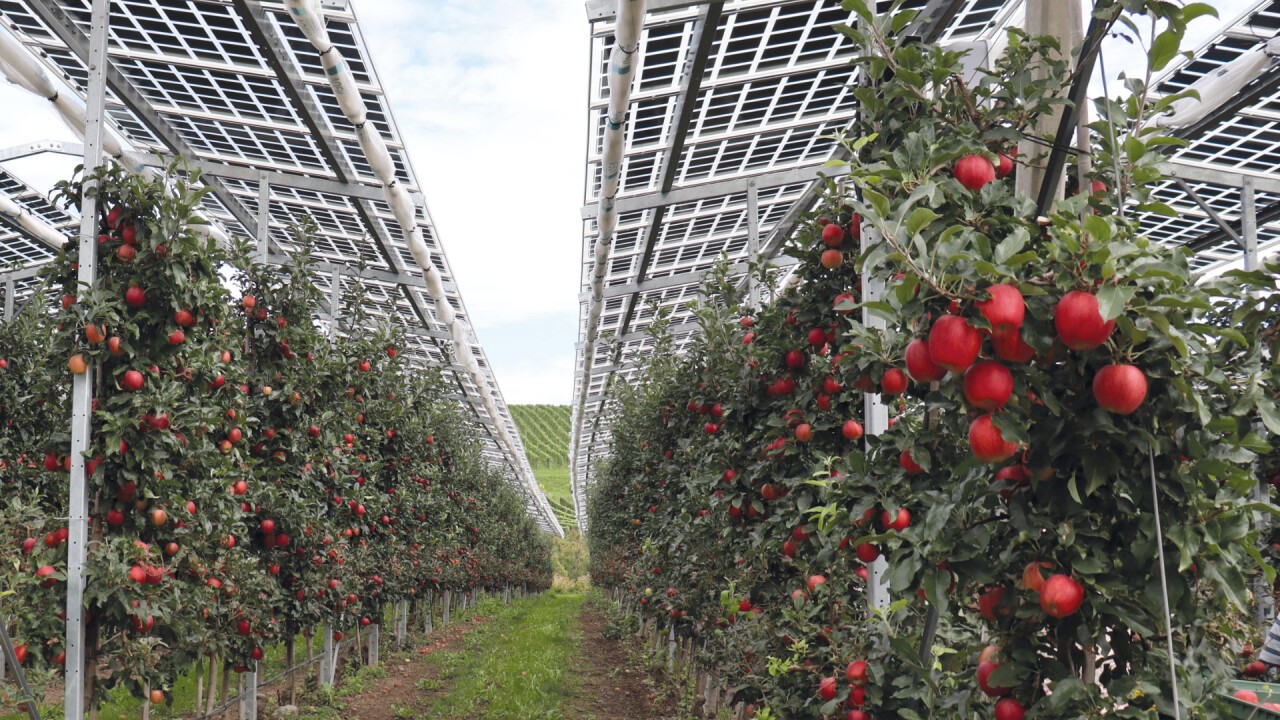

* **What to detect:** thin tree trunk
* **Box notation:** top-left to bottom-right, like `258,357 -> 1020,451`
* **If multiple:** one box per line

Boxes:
219,661 -> 232,720
286,636 -> 298,705
205,655 -> 218,714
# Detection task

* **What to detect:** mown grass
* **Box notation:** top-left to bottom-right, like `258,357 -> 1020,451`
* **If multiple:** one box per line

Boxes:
420,593 -> 584,719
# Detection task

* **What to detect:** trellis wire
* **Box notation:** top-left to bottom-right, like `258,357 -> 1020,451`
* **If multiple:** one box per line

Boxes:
1148,446 -> 1182,718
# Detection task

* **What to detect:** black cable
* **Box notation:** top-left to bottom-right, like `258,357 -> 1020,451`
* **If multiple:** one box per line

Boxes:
1034,5 -> 1119,217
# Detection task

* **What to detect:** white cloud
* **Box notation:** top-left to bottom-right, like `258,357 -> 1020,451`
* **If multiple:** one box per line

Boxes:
354,0 -> 586,404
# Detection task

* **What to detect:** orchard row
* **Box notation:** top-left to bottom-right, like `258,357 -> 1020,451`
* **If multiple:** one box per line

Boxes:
587,6 -> 1277,719
0,164 -> 551,707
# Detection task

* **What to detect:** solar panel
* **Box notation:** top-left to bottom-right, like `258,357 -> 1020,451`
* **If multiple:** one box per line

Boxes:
0,0 -> 559,533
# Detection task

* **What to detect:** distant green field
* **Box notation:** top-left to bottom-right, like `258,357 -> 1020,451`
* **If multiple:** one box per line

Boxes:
510,405 -> 576,531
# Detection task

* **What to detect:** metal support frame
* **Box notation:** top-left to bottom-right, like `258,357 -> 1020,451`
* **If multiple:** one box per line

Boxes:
1243,178 -> 1260,271
1171,178 -> 1241,244
860,224 -> 891,612
586,0 -> 705,21
573,2 -> 724,505
0,620 -> 41,720
579,162 -> 827,220
256,177 -> 271,262
132,153 -> 394,203
238,662 -> 258,720
746,180 -> 761,308
3,280 -> 13,321
26,0 -> 260,240
0,139 -> 85,163
64,2 -> 110,717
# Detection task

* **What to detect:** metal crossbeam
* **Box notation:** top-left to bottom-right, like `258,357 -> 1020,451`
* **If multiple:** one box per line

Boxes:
585,0 -> 707,21
0,139 -> 85,162
133,154 -> 397,203
581,162 -> 829,219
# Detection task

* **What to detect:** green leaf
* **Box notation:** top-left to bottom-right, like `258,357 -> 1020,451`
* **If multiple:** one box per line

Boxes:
1083,214 -> 1111,243
994,227 -> 1029,264
1149,28 -> 1184,72
1096,285 -> 1135,322
907,207 -> 941,237
1258,398 -> 1280,436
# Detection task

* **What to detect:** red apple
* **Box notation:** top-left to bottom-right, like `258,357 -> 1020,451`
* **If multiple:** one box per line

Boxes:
954,154 -> 996,191
845,659 -> 868,686
817,676 -> 837,702
1055,290 -> 1115,351
1039,574 -> 1084,618
995,697 -> 1025,720
928,315 -> 981,373
977,659 -> 1011,697
900,449 -> 924,475
120,370 -> 144,392
881,368 -> 907,395
881,507 -> 910,531
969,414 -> 1017,463
842,419 -> 863,441
976,284 -> 1024,338
993,331 -> 1036,364
821,223 -> 845,247
963,361 -> 1013,410
905,338 -> 945,383
1092,364 -> 1147,415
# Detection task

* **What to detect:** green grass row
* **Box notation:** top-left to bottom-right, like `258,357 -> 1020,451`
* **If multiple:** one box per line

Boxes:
414,593 -> 585,719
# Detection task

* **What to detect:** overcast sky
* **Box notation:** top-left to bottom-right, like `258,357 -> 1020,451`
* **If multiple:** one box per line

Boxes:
0,0 -> 1255,405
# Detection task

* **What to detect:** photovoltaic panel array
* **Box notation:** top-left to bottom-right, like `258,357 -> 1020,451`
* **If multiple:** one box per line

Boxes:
0,0 -> 560,534
570,0 -> 1280,530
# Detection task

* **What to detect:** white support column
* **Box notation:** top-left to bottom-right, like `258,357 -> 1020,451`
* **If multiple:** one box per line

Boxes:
320,624 -> 336,687
1242,178 -> 1259,271
424,591 -> 434,635
1016,0 -> 1083,206
442,590 -> 452,626
65,2 -> 110,718
861,225 -> 891,612
746,180 -> 761,308
239,662 -> 258,720
367,622 -> 379,667
3,279 -> 12,321
256,176 -> 271,261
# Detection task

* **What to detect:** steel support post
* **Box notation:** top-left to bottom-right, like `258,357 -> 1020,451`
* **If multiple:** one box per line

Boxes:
1243,178 -> 1260,271
320,623 -> 335,687
65,1 -> 110,717
256,177 -> 271,263
442,590 -> 452,626
746,180 -> 761,308
3,279 -> 12,321
861,225 -> 891,612
367,622 -> 379,667
327,267 -> 343,337
239,662 -> 257,720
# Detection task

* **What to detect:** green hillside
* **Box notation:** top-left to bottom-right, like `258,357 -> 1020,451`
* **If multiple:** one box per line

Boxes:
511,404 -> 575,531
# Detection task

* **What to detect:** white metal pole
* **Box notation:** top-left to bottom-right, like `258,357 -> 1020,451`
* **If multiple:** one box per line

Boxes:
65,1 -> 110,717
239,662 -> 257,720
746,180 -> 761,308
861,225 -> 891,611
256,176 -> 271,261
1243,179 -> 1259,271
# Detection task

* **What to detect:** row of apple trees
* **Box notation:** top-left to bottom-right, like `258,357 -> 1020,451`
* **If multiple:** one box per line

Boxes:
0,162 -> 552,708
587,1 -> 1278,718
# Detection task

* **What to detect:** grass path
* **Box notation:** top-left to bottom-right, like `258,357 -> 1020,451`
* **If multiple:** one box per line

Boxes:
417,593 -> 585,719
